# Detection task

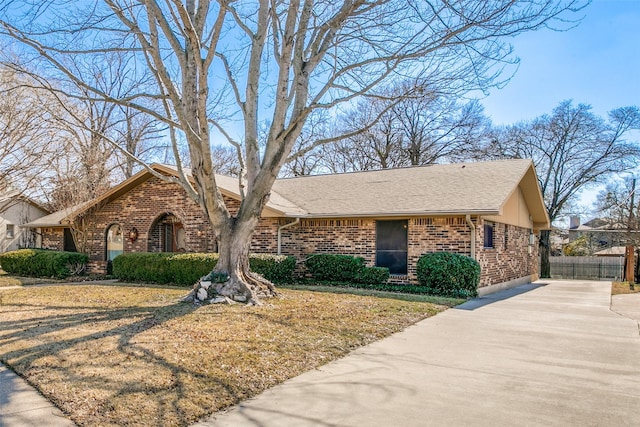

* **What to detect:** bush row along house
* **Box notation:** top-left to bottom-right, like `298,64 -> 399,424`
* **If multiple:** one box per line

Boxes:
24,159 -> 550,295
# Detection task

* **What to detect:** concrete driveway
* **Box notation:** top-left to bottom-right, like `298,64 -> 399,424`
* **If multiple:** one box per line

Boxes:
204,280 -> 640,426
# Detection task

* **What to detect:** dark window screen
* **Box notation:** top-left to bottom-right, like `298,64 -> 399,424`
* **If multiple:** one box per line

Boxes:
376,220 -> 408,275
484,223 -> 494,248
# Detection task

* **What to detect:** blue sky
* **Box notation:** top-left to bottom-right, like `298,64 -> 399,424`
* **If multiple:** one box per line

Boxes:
481,0 -> 639,125
479,0 -> 639,217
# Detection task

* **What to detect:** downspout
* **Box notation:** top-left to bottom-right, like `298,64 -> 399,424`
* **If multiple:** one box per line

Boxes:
466,214 -> 476,260
277,218 -> 300,255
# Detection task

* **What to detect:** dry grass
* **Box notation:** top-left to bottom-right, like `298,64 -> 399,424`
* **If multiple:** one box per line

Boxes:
0,284 -> 447,426
0,269 -> 60,287
611,281 -> 640,295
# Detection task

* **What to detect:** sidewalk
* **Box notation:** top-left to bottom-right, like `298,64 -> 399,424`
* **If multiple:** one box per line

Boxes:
0,365 -> 75,427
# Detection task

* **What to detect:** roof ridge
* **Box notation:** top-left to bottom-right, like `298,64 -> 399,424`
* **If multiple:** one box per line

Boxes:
275,158 -> 531,181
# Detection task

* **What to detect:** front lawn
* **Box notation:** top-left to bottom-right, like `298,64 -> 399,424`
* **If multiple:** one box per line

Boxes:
0,283 -> 449,426
0,269 -> 60,287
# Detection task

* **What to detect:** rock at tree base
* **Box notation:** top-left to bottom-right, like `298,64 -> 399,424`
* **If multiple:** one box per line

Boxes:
196,288 -> 208,301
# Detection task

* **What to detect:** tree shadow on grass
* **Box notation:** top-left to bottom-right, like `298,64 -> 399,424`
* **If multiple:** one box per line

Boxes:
0,297 -> 241,426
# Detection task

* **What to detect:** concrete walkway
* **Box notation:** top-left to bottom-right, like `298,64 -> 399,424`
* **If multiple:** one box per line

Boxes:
204,280 -> 640,427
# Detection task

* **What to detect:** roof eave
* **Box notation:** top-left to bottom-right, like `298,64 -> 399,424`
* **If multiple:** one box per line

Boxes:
279,210 -> 501,219
21,223 -> 69,229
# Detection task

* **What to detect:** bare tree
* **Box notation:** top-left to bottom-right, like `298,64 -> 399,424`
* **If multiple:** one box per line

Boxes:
395,97 -> 488,165
481,100 -> 640,278
332,97 -> 405,171
0,0 -> 586,303
323,90 -> 488,173
0,66 -> 55,197
115,105 -> 164,179
596,177 -> 639,282
281,110 -> 334,176
210,145 -> 241,177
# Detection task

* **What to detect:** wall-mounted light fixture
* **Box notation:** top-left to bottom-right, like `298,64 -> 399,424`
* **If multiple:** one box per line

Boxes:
129,227 -> 139,243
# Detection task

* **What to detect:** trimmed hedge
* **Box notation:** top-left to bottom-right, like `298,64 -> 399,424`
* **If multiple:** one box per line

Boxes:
112,252 -> 296,286
305,254 -> 389,285
356,266 -> 390,285
249,253 -> 297,284
305,254 -> 365,282
416,252 -> 480,298
0,249 -> 89,279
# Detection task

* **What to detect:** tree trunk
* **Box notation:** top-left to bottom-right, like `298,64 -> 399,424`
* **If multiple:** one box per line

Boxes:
213,223 -> 277,304
539,229 -> 551,278
182,216 -> 277,305
635,248 -> 639,285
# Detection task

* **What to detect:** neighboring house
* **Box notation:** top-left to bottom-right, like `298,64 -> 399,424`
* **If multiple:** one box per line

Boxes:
24,159 -> 550,295
594,246 -> 626,257
0,192 -> 50,253
568,216 -> 638,253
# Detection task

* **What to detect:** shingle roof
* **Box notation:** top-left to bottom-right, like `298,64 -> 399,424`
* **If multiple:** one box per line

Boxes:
25,159 -> 550,229
22,205 -> 85,228
594,246 -> 626,256
272,159 -> 536,217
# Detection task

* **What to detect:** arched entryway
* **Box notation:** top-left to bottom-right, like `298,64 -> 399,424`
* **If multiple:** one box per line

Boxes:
148,213 -> 186,252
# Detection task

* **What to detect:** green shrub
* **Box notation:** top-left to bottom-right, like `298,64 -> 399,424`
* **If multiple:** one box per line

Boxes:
112,252 -> 296,286
305,254 -> 365,281
113,253 -> 218,285
249,254 -> 297,284
356,266 -> 390,285
0,249 -> 89,279
416,252 -> 480,298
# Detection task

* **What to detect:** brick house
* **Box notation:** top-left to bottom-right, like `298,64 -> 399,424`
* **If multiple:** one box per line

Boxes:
25,159 -> 549,295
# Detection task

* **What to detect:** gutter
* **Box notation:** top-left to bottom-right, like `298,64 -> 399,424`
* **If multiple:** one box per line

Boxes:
466,214 -> 476,260
273,210 -> 500,219
277,218 -> 300,255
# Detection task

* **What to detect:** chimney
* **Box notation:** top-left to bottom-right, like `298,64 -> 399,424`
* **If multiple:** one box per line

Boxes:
569,215 -> 580,230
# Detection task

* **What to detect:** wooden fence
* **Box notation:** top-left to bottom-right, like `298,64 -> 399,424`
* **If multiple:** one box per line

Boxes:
545,256 -> 625,280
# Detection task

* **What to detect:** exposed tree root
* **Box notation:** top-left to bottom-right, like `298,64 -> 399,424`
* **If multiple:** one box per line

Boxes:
181,269 -> 277,306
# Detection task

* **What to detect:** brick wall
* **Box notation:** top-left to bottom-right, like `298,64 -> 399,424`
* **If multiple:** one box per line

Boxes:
280,219 -> 376,264
47,174 -> 538,288
41,228 -> 64,251
280,216 -> 536,287
81,176 -> 216,269
476,220 -> 537,288
406,217 -> 472,281
67,176 -> 284,274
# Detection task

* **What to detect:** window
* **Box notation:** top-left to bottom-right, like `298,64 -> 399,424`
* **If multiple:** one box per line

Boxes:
484,222 -> 494,248
6,224 -> 14,239
504,224 -> 509,249
64,228 -> 78,252
106,224 -> 124,261
376,220 -> 408,275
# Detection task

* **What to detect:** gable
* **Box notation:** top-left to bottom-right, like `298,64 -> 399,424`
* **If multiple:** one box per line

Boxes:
484,187 -> 533,229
